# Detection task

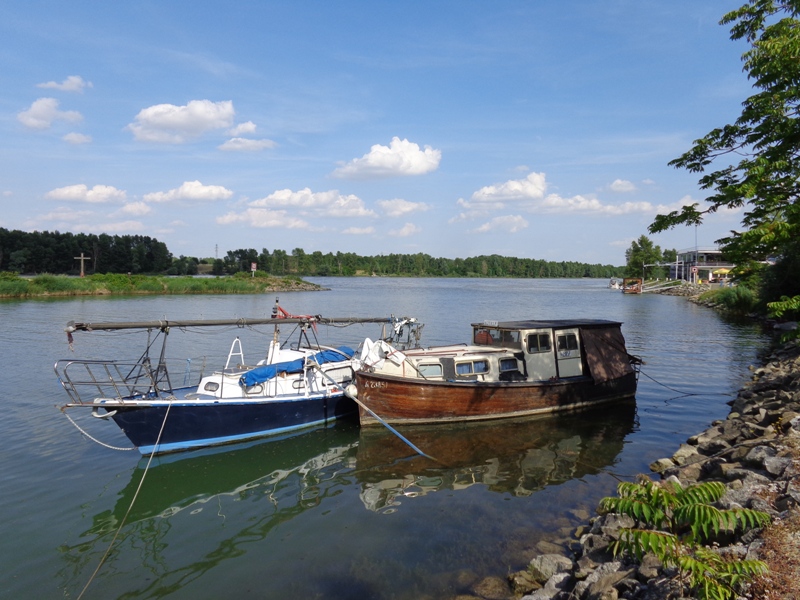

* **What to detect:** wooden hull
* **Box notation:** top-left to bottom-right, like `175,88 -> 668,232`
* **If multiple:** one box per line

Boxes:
355,370 -> 637,426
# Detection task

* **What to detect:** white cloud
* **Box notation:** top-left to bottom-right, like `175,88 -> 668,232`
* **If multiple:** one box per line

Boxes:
143,180 -> 233,203
342,226 -> 376,235
18,98 -> 82,130
118,201 -> 152,216
218,137 -> 276,152
38,208 -> 94,222
458,171 -> 697,220
473,215 -> 529,233
389,223 -> 421,237
332,137 -> 441,179
216,208 -> 309,229
63,132 -> 92,144
250,188 -> 377,218
37,75 -> 93,93
471,172 -> 547,204
377,198 -> 431,217
126,99 -> 235,143
45,184 -> 126,203
228,121 -> 257,135
609,179 -> 636,193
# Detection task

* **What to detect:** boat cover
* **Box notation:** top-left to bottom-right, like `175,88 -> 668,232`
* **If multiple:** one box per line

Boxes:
239,346 -> 355,387
580,326 -> 634,384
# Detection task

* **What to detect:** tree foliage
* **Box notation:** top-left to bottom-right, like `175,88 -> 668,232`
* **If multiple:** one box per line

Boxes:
649,0 -> 800,316
625,235 -> 674,279
600,477 -> 770,600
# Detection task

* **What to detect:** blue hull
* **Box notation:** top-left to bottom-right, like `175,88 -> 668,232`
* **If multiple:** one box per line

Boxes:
109,394 -> 357,454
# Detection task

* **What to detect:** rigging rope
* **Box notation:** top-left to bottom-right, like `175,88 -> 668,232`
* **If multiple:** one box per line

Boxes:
76,400 -> 174,600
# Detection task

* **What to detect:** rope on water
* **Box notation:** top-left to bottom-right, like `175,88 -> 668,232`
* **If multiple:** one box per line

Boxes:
76,400 -> 174,600
61,409 -> 135,451
638,368 -> 736,398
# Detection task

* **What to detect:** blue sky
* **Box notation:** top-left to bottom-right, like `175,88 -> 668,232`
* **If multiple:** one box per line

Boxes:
1,1 -> 751,266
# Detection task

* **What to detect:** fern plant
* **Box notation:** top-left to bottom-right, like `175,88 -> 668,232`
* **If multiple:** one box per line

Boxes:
599,478 -> 770,600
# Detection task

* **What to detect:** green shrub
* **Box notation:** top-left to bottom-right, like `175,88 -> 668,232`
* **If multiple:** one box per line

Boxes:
714,286 -> 758,314
600,478 -> 769,600
0,278 -> 30,297
30,274 -> 78,293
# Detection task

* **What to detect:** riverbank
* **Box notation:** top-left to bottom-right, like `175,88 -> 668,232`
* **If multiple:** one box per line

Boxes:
0,272 -> 324,298
493,297 -> 800,599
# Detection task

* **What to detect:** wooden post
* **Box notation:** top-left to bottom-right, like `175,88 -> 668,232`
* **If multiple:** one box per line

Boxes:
74,252 -> 90,277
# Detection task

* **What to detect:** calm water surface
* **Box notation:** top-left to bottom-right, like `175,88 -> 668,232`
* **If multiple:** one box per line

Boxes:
0,278 -> 769,599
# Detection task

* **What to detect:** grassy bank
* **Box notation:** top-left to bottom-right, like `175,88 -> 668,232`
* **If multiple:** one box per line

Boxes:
0,272 -> 324,298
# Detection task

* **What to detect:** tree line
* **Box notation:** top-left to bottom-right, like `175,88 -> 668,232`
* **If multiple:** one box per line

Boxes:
219,247 -> 625,278
0,228 -> 171,274
0,228 -> 625,279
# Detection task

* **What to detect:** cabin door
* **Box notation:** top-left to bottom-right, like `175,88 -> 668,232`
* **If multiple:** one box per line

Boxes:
555,328 -> 583,378
524,329 -> 557,381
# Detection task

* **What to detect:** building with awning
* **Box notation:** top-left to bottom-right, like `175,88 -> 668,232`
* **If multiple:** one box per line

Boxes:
669,247 -> 736,283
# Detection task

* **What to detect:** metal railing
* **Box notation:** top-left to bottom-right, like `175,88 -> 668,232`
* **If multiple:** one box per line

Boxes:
55,357 -> 206,405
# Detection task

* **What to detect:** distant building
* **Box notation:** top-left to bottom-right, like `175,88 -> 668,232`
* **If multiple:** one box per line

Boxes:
669,247 -> 735,283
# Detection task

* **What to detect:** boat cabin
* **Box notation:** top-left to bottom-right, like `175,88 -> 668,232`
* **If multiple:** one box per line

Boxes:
471,320 -> 586,381
371,319 -> 635,386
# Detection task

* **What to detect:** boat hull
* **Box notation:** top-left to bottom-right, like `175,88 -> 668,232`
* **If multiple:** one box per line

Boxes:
105,393 -> 356,454
355,371 -> 637,425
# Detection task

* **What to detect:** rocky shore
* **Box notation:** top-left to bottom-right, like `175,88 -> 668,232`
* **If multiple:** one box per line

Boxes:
457,284 -> 800,600
493,336 -> 800,600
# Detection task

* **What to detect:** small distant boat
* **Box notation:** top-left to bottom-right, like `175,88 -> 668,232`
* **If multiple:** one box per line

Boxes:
608,278 -> 622,290
622,277 -> 643,294
349,318 -> 640,426
55,299 -> 418,454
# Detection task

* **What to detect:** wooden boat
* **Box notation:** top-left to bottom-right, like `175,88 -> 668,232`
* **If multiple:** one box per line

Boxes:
622,277 -> 643,294
350,318 -> 640,426
55,299 -> 418,454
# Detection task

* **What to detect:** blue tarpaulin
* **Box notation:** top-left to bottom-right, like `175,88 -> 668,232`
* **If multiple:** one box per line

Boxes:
239,346 -> 355,387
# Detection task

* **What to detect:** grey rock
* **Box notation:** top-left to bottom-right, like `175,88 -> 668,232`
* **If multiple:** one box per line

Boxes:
528,554 -> 574,584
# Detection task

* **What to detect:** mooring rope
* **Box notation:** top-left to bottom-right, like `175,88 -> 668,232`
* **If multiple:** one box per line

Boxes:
61,409 -> 135,451
76,400 -> 174,600
638,368 -> 736,398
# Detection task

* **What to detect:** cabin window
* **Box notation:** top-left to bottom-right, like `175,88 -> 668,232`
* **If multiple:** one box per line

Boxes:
456,360 -> 489,375
418,363 -> 443,377
204,382 -> 219,392
499,358 -> 518,372
292,380 -> 306,389
526,333 -> 552,353
557,333 -> 579,351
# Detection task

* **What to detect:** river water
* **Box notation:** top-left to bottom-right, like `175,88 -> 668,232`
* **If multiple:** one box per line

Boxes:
0,278 -> 769,599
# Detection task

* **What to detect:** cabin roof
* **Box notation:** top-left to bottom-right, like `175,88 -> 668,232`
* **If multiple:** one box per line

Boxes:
471,319 -> 622,330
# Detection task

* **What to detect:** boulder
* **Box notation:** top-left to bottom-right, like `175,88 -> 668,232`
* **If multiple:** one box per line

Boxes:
528,554 -> 574,584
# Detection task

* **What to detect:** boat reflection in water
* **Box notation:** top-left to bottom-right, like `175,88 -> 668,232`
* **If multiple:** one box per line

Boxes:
109,424 -> 360,526
59,424 -> 361,597
355,401 -> 637,513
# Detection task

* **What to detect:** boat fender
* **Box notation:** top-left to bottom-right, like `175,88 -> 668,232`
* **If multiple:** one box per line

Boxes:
345,384 -> 358,399
92,407 -> 117,419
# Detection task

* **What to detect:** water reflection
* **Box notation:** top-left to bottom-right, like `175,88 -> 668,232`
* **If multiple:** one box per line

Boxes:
58,424 -> 361,598
355,402 -> 637,513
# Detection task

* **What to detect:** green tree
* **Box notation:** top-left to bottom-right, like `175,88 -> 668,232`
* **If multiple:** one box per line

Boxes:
625,235 -> 663,278
650,0 -> 800,314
